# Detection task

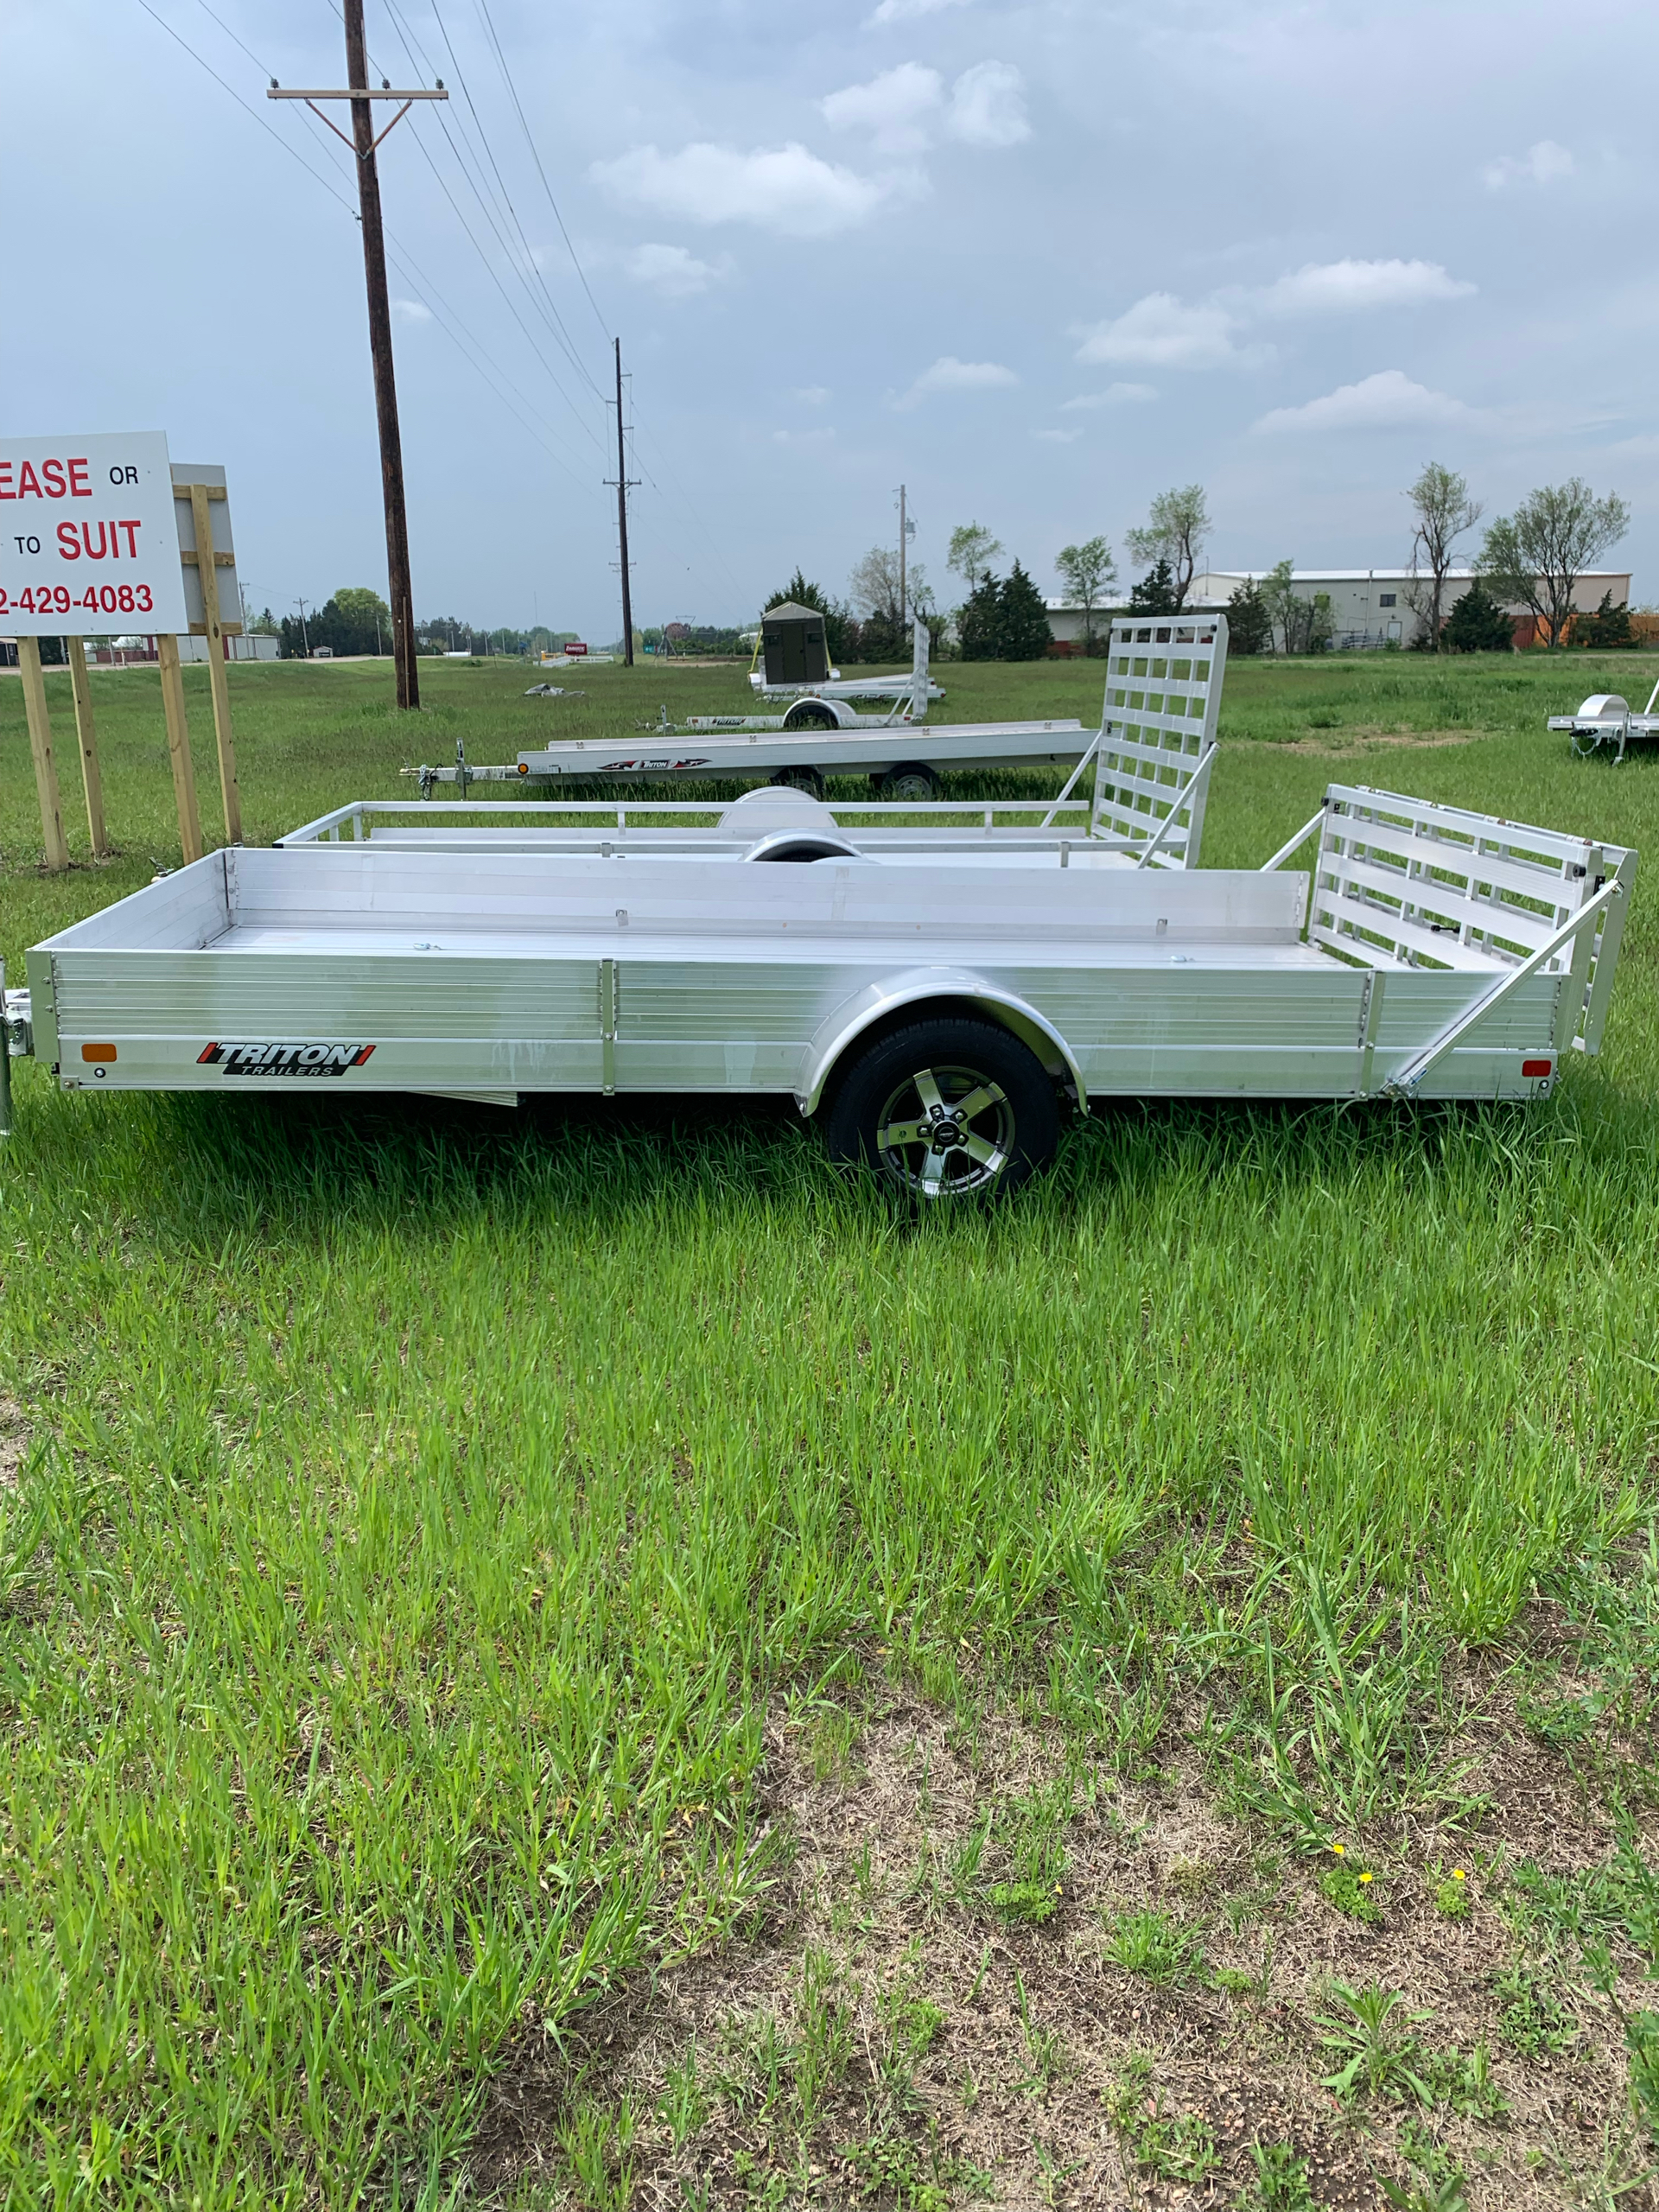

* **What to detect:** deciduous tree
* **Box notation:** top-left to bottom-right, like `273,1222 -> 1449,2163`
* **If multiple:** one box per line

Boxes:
947,522 -> 1003,585
1125,485 -> 1210,607
1402,462 -> 1482,652
1054,536 -> 1117,649
1479,480 -> 1630,648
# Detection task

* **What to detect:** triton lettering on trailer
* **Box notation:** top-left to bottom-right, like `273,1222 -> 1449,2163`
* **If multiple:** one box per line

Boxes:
197,1042 -> 377,1077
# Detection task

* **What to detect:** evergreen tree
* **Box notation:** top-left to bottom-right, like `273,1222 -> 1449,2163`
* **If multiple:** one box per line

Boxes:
1571,588 -> 1636,650
1127,558 -> 1179,613
956,571 -> 1002,660
1225,577 -> 1273,656
1441,579 -> 1517,653
766,569 -> 852,663
995,561 -> 1053,660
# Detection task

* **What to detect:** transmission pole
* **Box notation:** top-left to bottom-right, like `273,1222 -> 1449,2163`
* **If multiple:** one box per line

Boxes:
608,339 -> 641,667
268,22 -> 448,709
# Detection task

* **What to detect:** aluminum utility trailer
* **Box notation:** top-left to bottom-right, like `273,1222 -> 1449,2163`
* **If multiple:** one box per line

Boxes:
1548,682 -> 1659,761
3,749 -> 1636,1198
680,618 -> 938,733
405,610 -> 1230,802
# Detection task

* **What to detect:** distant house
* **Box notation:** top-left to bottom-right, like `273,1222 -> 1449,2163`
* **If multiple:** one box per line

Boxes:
1188,569 -> 1634,650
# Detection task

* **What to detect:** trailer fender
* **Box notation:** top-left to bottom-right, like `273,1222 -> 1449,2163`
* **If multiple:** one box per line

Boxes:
797,969 -> 1086,1115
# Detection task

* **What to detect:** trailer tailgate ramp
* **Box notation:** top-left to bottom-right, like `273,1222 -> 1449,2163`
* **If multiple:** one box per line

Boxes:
1311,784 -> 1637,1065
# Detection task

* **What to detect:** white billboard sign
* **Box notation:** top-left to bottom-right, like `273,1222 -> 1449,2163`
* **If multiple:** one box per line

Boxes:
0,431 -> 187,635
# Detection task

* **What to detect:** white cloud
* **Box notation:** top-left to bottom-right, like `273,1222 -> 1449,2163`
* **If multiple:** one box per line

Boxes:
946,61 -> 1029,149
624,242 -> 729,297
867,0 -> 969,22
1257,257 -> 1476,316
794,385 -> 831,405
1033,427 -> 1081,443
896,354 -> 1019,407
1252,369 -> 1476,435
1483,139 -> 1574,190
1075,292 -> 1255,371
821,63 -> 942,154
1062,382 -> 1157,410
591,142 -> 898,238
391,297 -> 432,323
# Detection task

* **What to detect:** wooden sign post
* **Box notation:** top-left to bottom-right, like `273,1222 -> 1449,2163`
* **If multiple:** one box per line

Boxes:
175,470 -> 243,845
64,635 -> 108,857
156,635 -> 204,864
16,637 -> 69,872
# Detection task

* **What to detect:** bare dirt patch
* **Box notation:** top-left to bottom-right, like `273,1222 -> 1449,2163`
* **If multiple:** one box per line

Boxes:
468,1674 -> 1657,2210
0,1396 -> 27,1493
1277,726 -> 1484,756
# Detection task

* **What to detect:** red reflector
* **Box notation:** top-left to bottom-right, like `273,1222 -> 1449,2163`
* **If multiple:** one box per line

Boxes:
1522,1058 -> 1552,1078
81,1043 -> 117,1063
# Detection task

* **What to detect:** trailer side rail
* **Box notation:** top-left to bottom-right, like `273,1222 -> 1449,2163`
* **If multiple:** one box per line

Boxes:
1311,783 -> 1637,1052
1091,613 -> 1228,866
277,795 -> 1116,845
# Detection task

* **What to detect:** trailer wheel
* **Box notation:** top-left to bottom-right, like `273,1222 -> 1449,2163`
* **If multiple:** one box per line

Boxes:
877,763 -> 941,802
769,766 -> 827,799
822,1016 -> 1058,1202
783,701 -> 839,731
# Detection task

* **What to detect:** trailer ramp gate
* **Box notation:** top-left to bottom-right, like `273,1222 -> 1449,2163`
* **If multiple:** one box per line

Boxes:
1308,784 -> 1636,1068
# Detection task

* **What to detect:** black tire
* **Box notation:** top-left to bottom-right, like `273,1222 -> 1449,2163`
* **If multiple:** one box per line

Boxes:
783,702 -> 838,732
821,1016 -> 1059,1203
769,765 -> 827,798
877,762 -> 942,802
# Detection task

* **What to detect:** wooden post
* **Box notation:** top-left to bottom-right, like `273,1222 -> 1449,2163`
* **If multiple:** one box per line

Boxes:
156,636 -> 204,864
65,636 -> 108,858
16,637 -> 69,872
188,483 -> 243,844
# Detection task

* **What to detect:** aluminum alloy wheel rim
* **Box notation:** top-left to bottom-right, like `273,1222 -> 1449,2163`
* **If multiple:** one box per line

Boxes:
887,773 -> 933,801
874,1062 -> 1014,1197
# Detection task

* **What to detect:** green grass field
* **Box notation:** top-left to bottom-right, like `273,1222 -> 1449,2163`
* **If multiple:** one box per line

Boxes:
3,650 -> 1659,2210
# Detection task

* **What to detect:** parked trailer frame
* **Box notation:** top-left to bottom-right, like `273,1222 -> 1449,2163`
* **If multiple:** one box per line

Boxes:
408,613 -> 1226,804
3,775 -> 1634,1198
1548,680 -> 1659,761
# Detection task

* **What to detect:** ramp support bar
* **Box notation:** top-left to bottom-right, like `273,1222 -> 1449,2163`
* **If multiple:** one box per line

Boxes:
1134,741 -> 1216,870
0,961 -> 10,1140
1262,802 -> 1328,873
1382,874 -> 1624,1097
1039,728 -> 1104,830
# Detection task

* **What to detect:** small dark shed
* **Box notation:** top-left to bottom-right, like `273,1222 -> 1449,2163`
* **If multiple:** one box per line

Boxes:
760,601 -> 830,686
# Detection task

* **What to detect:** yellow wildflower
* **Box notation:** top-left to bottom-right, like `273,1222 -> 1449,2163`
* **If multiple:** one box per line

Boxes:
1358,1872 -> 1374,1885
1331,1843 -> 1345,1857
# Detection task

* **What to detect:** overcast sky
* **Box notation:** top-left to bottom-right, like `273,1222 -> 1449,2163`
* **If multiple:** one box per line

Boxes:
6,0 -> 1654,636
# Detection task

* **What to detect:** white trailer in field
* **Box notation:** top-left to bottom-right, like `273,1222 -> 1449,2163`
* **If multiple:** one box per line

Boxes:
1548,681 -> 1659,760
409,611 -> 1225,803
4,751 -> 1634,1199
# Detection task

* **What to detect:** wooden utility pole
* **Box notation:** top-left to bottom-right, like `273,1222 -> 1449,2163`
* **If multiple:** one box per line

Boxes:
344,0 -> 416,709
268,39 -> 448,710
609,339 -> 640,668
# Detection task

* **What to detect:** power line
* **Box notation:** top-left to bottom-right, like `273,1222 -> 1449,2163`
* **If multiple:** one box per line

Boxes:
472,0 -> 613,349
378,0 -> 607,412
425,0 -> 606,396
131,0 -> 605,498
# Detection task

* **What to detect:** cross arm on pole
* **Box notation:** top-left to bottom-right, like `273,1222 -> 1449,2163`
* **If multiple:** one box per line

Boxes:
267,82 -> 446,155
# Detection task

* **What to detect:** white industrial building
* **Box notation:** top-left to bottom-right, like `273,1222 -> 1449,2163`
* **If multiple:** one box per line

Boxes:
1190,569 -> 1633,651
1044,568 -> 1632,651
